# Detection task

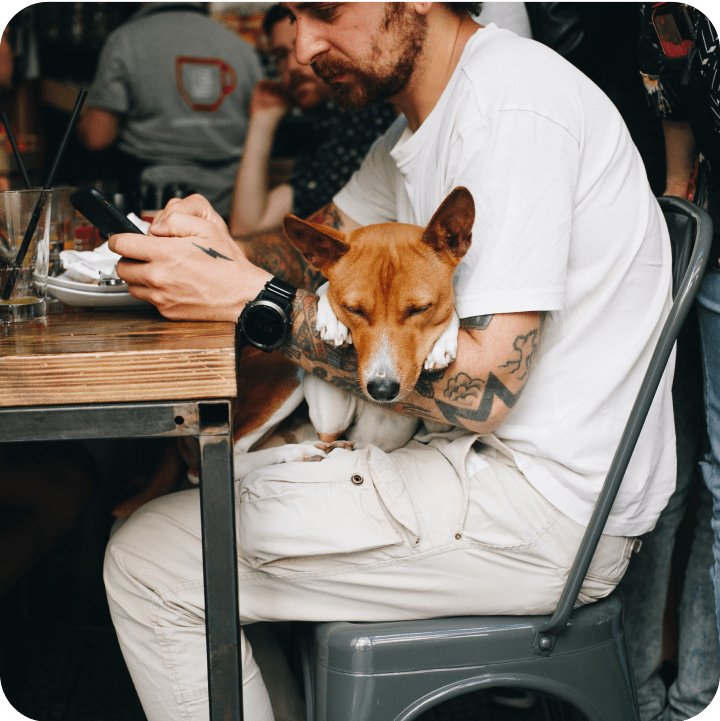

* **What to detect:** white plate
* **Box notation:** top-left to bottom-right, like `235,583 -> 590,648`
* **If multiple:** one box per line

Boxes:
47,275 -> 129,294
47,283 -> 152,309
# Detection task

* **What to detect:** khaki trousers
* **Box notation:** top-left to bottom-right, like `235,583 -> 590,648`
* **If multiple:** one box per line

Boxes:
104,442 -> 635,721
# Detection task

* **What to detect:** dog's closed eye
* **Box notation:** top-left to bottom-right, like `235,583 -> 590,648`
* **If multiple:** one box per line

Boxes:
343,305 -> 366,319
405,304 -> 433,318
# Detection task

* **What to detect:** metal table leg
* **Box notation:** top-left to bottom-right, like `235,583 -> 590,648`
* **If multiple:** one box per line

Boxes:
0,400 -> 244,721
198,404 -> 243,721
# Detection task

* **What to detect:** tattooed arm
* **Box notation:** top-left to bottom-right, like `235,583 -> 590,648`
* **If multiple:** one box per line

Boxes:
234,202 -> 362,291
279,292 -> 543,434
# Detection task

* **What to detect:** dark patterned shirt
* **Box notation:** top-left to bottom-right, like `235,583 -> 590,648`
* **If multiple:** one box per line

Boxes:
638,4 -> 720,154
289,101 -> 397,220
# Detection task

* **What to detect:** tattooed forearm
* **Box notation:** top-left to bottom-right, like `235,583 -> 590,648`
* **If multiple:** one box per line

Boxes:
279,295 -> 542,433
235,230 -> 325,290
432,325 -> 540,427
307,203 -> 345,230
460,314 -> 493,330
279,290 -> 359,370
278,290 -> 365,401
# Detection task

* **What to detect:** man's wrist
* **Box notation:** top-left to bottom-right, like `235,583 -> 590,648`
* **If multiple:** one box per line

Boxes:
251,107 -> 286,131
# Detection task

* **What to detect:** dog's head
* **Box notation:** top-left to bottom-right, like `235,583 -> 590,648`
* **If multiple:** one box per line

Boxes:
283,187 -> 474,402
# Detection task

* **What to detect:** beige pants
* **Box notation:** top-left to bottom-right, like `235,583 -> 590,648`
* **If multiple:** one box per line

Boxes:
104,442 -> 635,721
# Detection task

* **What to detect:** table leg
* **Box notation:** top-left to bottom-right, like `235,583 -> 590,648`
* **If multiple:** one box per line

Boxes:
198,431 -> 243,721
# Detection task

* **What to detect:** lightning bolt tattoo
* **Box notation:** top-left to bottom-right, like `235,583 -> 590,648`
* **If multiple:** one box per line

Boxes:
193,243 -> 233,261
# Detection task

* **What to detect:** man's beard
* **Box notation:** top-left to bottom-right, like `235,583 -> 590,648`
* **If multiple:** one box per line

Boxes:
311,5 -> 427,110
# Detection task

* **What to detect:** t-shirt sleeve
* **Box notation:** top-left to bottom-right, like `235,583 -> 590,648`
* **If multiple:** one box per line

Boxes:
450,109 -> 579,318
244,45 -> 264,87
87,31 -> 132,114
333,116 -> 406,226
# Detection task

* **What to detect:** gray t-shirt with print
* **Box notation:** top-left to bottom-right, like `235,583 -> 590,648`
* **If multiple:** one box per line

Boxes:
87,3 -> 263,215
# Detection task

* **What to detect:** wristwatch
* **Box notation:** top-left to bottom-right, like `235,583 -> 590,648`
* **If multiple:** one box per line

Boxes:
237,277 -> 297,352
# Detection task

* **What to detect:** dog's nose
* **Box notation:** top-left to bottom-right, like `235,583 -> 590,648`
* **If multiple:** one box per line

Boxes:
367,378 -> 400,402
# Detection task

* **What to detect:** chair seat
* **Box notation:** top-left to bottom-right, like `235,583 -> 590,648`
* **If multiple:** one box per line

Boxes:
308,591 -> 637,721
315,592 -> 625,674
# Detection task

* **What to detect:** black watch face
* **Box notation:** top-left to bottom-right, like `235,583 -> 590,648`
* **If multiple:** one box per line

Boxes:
243,304 -> 286,348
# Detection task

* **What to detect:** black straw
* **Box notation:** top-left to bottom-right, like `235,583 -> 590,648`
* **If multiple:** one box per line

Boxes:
1,113 -> 32,190
1,89 -> 88,301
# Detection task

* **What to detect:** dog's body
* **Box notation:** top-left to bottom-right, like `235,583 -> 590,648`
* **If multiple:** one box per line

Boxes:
111,188 -> 474,517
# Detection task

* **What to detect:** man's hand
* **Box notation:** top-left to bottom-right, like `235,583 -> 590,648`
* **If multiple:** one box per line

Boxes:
108,194 -> 271,321
250,80 -> 291,123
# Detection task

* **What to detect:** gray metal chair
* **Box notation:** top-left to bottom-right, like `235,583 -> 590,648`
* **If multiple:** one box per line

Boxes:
299,196 -> 713,721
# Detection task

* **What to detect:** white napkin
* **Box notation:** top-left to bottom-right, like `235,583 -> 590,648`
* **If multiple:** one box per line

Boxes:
58,213 -> 151,283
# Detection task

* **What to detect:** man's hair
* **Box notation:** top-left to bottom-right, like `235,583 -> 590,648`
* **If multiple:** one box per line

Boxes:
262,4 -> 291,38
262,3 -> 482,36
443,3 -> 483,16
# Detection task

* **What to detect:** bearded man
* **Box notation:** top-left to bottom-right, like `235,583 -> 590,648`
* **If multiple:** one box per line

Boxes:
104,4 -> 675,720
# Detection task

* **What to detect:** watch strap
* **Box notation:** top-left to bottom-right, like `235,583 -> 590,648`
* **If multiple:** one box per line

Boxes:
260,277 -> 296,308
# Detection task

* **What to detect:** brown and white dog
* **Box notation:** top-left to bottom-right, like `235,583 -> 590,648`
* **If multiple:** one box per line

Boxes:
283,186 -> 474,448
111,187 -> 474,517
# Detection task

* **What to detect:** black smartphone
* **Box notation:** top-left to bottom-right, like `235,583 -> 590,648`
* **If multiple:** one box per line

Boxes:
70,187 -> 145,239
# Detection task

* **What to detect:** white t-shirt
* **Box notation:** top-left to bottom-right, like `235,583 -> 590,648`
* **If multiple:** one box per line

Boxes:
334,25 -> 675,537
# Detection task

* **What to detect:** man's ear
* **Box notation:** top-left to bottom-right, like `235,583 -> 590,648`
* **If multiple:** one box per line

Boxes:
283,215 -> 351,272
421,187 -> 474,261
410,3 -> 433,16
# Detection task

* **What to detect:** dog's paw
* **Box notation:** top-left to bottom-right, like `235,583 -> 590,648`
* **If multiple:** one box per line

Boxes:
278,443 -> 328,464
314,440 -> 356,453
424,310 -> 460,370
316,282 -> 352,347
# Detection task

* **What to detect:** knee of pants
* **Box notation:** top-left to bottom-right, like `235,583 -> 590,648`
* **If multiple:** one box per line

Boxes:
103,489 -> 204,611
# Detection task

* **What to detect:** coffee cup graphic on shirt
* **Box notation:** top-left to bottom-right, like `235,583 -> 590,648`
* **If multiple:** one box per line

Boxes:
175,57 -> 237,112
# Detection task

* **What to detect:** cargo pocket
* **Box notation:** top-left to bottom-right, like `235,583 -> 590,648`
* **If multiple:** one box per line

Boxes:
237,446 -> 418,569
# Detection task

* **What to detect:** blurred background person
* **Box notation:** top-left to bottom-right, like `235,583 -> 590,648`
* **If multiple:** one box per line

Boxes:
620,5 -> 720,721
0,25 -> 14,191
77,2 -> 262,219
228,4 -> 396,236
475,2 -> 532,38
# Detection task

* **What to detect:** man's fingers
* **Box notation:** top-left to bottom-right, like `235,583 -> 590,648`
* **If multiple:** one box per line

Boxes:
108,233 -> 158,262
151,194 -> 228,233
150,210 -> 213,239
115,256 -> 149,285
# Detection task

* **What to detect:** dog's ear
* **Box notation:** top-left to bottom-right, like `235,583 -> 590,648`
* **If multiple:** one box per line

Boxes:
283,215 -> 350,272
422,187 -> 474,261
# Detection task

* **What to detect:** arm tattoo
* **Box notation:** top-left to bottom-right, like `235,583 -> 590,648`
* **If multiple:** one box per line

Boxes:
307,204 -> 345,231
278,290 -> 359,373
236,230 -> 325,290
413,367 -> 448,398
498,329 -> 539,381
460,314 -> 493,330
434,328 -> 539,426
435,372 -> 522,426
193,243 -> 233,260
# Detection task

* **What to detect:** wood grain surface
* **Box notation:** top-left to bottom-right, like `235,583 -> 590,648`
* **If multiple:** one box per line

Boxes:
0,310 -> 237,407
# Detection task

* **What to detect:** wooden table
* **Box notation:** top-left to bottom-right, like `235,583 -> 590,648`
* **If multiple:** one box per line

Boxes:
0,309 -> 245,721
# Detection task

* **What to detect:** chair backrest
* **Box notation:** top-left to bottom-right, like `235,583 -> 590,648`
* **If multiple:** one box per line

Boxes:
533,196 -> 714,656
